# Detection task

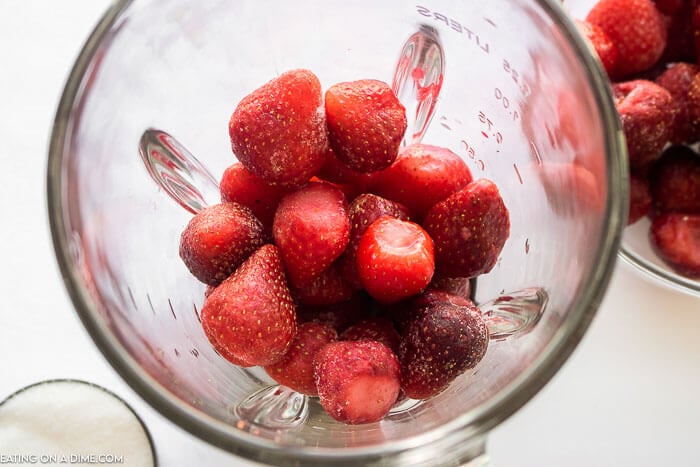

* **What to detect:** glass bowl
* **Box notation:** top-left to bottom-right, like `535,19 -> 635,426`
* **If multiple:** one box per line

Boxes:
47,0 -> 627,465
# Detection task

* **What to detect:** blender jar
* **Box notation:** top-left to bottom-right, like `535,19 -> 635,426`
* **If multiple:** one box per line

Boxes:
47,0 -> 626,465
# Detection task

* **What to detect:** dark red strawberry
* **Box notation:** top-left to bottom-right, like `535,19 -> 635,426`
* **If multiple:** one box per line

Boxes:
613,80 -> 675,169
661,3 -> 696,63
339,193 -> 411,288
229,69 -> 328,187
264,321 -> 338,396
292,261 -> 357,306
423,179 -> 510,278
179,203 -> 265,286
655,62 -> 700,144
399,301 -> 488,400
314,340 -> 401,424
629,172 -> 652,225
297,293 -> 372,333
649,213 -> 700,277
200,244 -> 296,367
649,145 -> 700,213
388,288 -> 474,333
325,79 -> 407,172
357,216 -> 435,303
375,144 -> 473,220
576,19 -> 619,77
272,181 -> 350,288
586,0 -> 667,77
340,316 -> 401,354
219,162 -> 290,227
686,72 -> 700,133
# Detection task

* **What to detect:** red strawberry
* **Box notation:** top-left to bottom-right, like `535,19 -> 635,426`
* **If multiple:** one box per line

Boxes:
613,80 -> 675,169
318,148 -> 381,199
314,340 -> 401,424
576,19 -> 619,77
375,144 -> 473,220
399,301 -> 488,400
357,216 -> 435,303
586,0 -> 667,77
540,161 -> 606,216
340,316 -> 402,354
219,162 -> 290,227
649,213 -> 700,277
686,72 -> 700,132
297,293 -> 372,332
200,244 -> 296,367
229,69 -> 328,187
388,288 -> 474,333
423,179 -> 510,278
264,321 -> 338,396
292,261 -> 357,306
629,172 -> 652,225
325,79 -> 407,172
179,203 -> 265,286
649,145 -> 700,213
339,193 -> 411,288
272,181 -> 350,288
655,63 -> 700,144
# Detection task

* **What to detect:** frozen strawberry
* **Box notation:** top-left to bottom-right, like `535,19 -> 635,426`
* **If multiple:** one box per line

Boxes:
325,79 -> 407,172
314,340 -> 401,424
629,172 -> 652,225
649,145 -> 700,213
576,19 -> 619,77
540,161 -> 606,216
272,181 -> 350,288
423,179 -> 510,278
229,69 -> 328,187
399,301 -> 488,400
655,63 -> 700,144
357,217 -> 435,303
339,193 -> 411,288
264,321 -> 338,396
388,287 -> 474,333
340,316 -> 401,354
179,203 -> 265,286
375,144 -> 473,220
318,148 -> 381,199
650,213 -> 700,277
297,293 -> 372,332
613,80 -> 675,169
219,162 -> 290,227
586,0 -> 667,77
292,261 -> 357,306
201,244 -> 296,367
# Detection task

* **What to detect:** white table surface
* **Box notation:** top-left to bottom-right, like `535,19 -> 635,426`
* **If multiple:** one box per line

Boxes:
1,2 -> 698,466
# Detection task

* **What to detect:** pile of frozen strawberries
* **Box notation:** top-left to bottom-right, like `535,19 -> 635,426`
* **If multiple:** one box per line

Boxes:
177,69 -> 509,424
576,0 -> 700,278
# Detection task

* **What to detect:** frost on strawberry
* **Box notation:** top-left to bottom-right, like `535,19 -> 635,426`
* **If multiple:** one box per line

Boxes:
229,69 -> 328,187
200,244 -> 296,367
399,301 -> 488,400
325,79 -> 407,172
314,340 -> 401,424
423,179 -> 510,278
179,202 -> 265,286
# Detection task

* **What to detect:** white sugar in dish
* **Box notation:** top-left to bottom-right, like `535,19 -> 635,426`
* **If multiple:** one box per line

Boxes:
0,380 -> 155,466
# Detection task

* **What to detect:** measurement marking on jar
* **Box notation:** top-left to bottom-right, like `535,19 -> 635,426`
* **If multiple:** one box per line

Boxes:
439,115 -> 452,130
525,238 -> 530,254
193,303 -> 201,323
483,17 -> 497,28
530,141 -> 543,165
168,298 -> 177,320
416,5 -> 490,53
146,293 -> 156,315
513,163 -> 524,184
